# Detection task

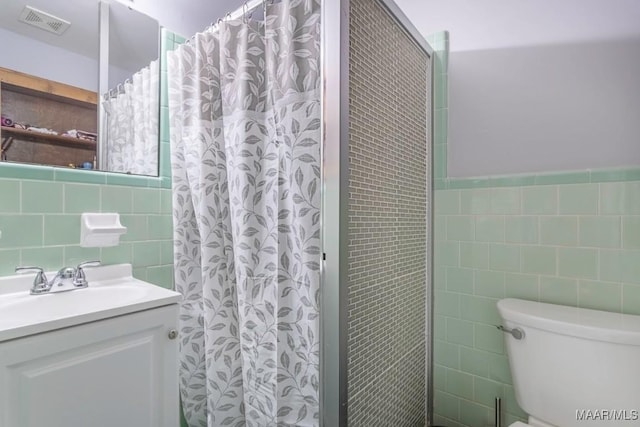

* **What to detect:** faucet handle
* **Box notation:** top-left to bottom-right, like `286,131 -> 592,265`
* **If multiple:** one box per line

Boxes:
16,266 -> 50,294
73,260 -> 101,287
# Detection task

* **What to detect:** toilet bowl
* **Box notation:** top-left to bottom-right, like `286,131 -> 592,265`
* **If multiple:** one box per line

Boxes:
497,298 -> 640,427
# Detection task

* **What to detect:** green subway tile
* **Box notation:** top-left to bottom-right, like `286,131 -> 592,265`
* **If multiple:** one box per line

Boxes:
489,175 -> 536,188
54,168 -> 107,184
459,400 -> 492,427
622,284 -> 640,315
434,179 -> 448,190
460,346 -> 490,377
504,273 -> 539,300
473,377 -> 504,408
446,317 -> 474,346
599,250 -> 640,284
64,183 -> 100,213
505,216 -> 538,244
534,171 -> 589,185
460,189 -> 490,214
43,215 -> 79,246
147,265 -> 174,289
132,188 -> 161,214
160,240 -> 174,265
101,243 -> 133,266
0,180 -> 20,213
474,323 -> 504,354
434,141 -> 446,180
133,267 -> 148,281
0,214 -> 43,248
521,246 -> 556,275
522,185 -> 557,215
105,173 -> 149,187
559,184 -> 598,214
160,142 -> 171,177
540,276 -> 578,306
435,216 -> 446,241
590,168 -> 640,183
474,270 -> 505,298
435,291 -> 460,317
448,178 -> 490,190
101,185 -> 133,213
160,176 -> 171,189
0,249 -> 21,275
460,242 -> 489,269
447,215 -> 474,241
445,369 -> 474,400
64,246 -> 100,267
434,315 -> 446,340
120,215 -> 148,242
132,241 -> 161,267
600,182 -> 640,214
623,217 -> 640,249
435,265 -> 447,289
490,187 -> 520,214
21,181 -> 63,213
579,280 -> 622,312
488,353 -> 511,384
540,216 -> 578,246
475,216 -> 505,242
21,247 -> 64,270
579,216 -> 621,248
460,295 -> 501,325
434,365 -> 446,390
489,243 -> 520,272
0,162 -> 54,180
160,189 -> 173,214
435,191 -> 460,214
446,267 -> 474,294
435,240 -> 459,267
148,215 -> 173,240
434,390 -> 459,422
434,340 -> 459,369
557,247 -> 598,279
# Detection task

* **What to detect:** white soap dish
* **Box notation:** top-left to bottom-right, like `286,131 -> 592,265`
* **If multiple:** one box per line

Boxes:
80,213 -> 127,247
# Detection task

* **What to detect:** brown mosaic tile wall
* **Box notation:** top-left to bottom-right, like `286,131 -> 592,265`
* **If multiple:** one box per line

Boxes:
347,0 -> 429,425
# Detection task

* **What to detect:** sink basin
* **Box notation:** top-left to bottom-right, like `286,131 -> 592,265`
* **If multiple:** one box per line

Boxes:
0,264 -> 181,342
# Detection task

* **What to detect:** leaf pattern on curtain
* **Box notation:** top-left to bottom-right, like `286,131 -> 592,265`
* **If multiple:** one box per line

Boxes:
167,1 -> 321,426
104,60 -> 159,176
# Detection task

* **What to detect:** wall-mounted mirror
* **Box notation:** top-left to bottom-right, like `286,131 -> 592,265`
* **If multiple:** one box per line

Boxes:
0,0 -> 160,177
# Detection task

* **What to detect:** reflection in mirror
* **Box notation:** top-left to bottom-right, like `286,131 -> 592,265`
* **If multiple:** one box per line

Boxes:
0,1 -> 99,170
100,0 -> 160,177
0,0 -> 161,177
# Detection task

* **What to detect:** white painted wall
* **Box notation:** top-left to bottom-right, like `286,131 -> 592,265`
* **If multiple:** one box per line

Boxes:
395,0 -> 640,176
0,27 -> 98,91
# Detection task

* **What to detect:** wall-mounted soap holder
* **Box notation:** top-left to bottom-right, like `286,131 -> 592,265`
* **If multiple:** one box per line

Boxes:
80,213 -> 127,247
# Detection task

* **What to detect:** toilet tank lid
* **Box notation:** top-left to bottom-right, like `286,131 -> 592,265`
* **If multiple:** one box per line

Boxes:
497,298 -> 640,345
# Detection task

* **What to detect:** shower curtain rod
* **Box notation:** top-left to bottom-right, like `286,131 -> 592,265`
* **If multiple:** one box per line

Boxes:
186,0 -> 268,44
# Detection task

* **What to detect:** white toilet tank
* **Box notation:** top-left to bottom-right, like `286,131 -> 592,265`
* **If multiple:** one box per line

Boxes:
497,298 -> 640,427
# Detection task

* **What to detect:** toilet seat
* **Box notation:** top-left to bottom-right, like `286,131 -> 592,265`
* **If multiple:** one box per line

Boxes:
509,422 -> 529,427
509,418 -> 556,427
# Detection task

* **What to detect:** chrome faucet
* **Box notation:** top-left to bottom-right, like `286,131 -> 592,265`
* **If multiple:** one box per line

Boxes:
16,261 -> 101,295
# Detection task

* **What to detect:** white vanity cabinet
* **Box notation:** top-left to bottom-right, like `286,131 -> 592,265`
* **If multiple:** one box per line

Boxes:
0,264 -> 181,427
0,305 -> 178,427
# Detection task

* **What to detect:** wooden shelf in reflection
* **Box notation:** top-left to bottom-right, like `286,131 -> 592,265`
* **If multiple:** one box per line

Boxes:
1,126 -> 96,150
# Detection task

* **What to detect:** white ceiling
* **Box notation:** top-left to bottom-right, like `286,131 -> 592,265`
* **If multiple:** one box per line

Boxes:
394,0 -> 640,51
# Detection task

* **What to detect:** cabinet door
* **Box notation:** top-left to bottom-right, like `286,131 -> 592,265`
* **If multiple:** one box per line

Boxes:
0,305 -> 178,427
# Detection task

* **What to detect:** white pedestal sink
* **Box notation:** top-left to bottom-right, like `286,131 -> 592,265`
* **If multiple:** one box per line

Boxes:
0,264 -> 181,427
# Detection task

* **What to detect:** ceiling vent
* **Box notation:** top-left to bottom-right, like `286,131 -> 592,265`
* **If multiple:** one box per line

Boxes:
18,6 -> 70,36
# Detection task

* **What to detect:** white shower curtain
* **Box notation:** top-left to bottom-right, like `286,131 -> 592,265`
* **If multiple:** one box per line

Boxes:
104,60 -> 159,176
167,0 -> 321,426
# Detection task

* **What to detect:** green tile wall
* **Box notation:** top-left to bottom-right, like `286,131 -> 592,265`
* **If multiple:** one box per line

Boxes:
0,28 -> 176,289
433,182 -> 640,426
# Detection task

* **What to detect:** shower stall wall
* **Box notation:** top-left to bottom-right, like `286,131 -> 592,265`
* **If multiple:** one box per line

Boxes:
322,0 -> 433,425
